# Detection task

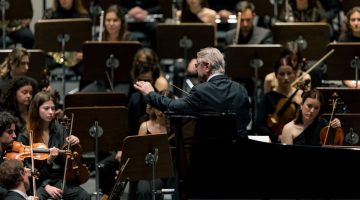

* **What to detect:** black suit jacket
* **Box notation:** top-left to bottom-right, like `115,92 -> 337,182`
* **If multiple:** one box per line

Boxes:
4,191 -> 26,200
144,74 -> 251,135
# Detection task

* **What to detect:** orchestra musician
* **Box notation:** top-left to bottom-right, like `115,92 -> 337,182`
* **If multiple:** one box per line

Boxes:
263,41 -> 311,94
134,47 -> 251,136
281,89 -> 341,145
339,6 -> 360,88
255,54 -> 304,142
178,0 -> 217,24
0,111 -> 19,198
17,91 -> 90,200
0,47 -> 30,93
0,159 -> 38,200
278,0 -> 327,23
225,1 -> 273,45
0,76 -> 38,136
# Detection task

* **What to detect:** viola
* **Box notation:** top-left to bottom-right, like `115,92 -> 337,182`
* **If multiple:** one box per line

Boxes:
4,141 -> 67,161
320,93 -> 344,146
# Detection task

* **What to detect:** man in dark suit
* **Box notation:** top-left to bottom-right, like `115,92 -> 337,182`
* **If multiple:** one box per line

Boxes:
134,47 -> 251,136
0,159 -> 38,200
225,1 -> 273,45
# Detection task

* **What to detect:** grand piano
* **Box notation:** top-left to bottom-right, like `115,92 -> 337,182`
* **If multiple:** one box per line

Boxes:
168,113 -> 360,199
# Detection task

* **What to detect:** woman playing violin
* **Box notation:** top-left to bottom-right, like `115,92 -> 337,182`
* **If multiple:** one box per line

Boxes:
281,89 -> 341,145
255,54 -> 304,142
17,91 -> 90,200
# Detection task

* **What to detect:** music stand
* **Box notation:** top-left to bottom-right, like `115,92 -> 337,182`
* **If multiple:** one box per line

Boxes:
120,134 -> 175,200
316,87 -> 360,114
64,92 -> 128,108
272,22 -> 330,60
82,41 -> 142,88
325,43 -> 360,84
156,23 -> 215,63
64,106 -> 128,199
34,18 -> 92,99
0,0 -> 32,48
225,44 -> 283,120
0,49 -> 46,83
321,114 -> 360,146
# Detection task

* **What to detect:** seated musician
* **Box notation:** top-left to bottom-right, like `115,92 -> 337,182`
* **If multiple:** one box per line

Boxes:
339,6 -> 360,88
178,0 -> 217,24
0,159 -> 38,200
255,54 -> 304,142
264,41 -> 311,94
17,91 -> 90,200
281,89 -> 341,145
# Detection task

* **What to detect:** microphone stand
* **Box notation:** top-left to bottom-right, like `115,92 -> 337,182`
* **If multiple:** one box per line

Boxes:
89,121 -> 104,200
105,54 -> 119,91
57,33 -> 70,101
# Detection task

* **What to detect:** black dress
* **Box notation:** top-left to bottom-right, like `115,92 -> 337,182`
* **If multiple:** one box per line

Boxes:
293,118 -> 328,146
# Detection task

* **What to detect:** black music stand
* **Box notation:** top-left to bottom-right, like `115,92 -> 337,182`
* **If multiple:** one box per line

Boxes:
64,106 -> 128,199
316,87 -> 360,114
82,41 -> 141,89
0,0 -> 32,48
272,22 -> 330,60
326,43 -> 360,83
64,92 -> 128,108
321,114 -> 360,146
0,49 -> 46,83
225,44 -> 283,120
156,23 -> 215,62
120,134 -> 175,200
34,18 -> 92,99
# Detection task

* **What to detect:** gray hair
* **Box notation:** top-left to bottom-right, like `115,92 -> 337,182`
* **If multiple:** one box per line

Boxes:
197,47 -> 225,74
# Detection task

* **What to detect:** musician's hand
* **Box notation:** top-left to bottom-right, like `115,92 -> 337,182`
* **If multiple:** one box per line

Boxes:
44,184 -> 63,200
66,135 -> 80,146
128,6 -> 148,21
47,147 -> 60,164
29,196 -> 39,200
55,109 -> 64,120
115,150 -> 122,162
217,9 -> 231,22
42,85 -> 52,93
330,118 -> 341,128
134,81 -> 155,95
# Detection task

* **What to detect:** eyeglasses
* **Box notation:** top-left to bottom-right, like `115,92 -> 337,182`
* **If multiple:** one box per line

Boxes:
195,62 -> 209,68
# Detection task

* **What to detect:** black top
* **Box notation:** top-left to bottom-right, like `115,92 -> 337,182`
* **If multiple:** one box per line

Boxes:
3,191 -> 26,200
293,118 -> 327,146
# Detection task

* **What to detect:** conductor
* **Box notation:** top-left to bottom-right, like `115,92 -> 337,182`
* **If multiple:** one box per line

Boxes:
134,47 -> 251,136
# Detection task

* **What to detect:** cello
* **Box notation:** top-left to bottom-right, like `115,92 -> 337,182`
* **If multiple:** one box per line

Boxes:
320,93 -> 344,146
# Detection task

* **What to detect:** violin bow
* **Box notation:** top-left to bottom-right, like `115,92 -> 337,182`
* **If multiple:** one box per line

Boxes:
291,49 -> 335,88
29,130 -> 37,197
61,113 -> 74,192
323,93 -> 338,146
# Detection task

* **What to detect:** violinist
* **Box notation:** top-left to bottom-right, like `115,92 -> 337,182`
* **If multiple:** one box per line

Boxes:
17,91 -> 90,200
0,159 -> 38,200
255,54 -> 304,142
281,89 -> 341,145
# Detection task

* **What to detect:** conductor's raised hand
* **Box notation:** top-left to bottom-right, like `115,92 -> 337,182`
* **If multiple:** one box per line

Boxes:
134,81 -> 155,95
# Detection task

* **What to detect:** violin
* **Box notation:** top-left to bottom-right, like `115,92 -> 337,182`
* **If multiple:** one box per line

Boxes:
267,80 -> 310,136
3,141 -> 67,161
320,93 -> 344,146
61,114 -> 90,187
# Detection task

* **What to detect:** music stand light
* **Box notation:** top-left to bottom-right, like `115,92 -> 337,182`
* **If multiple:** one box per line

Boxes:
64,106 -> 128,199
0,49 -> 46,83
34,18 -> 92,100
82,41 -> 142,87
272,22 -> 330,60
326,43 -> 360,82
